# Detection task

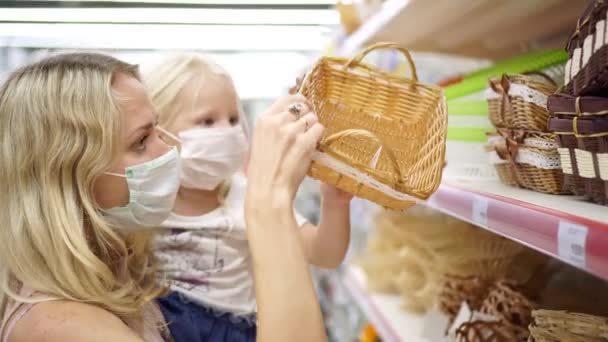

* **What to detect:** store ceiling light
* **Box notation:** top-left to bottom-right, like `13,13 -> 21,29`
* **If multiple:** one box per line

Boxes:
0,8 -> 339,25
54,0 -> 336,4
0,23 -> 327,51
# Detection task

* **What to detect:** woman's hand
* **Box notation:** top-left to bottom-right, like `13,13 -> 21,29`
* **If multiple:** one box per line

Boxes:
246,94 -> 324,208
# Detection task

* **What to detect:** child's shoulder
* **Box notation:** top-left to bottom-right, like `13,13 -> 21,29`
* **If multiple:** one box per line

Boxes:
224,172 -> 248,205
230,172 -> 248,189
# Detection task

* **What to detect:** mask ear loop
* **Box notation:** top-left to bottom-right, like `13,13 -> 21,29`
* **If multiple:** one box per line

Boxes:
104,126 -> 181,179
105,171 -> 127,178
157,126 -> 182,145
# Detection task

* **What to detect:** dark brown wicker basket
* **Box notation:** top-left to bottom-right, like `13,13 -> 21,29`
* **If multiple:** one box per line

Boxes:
449,280 -> 535,342
565,1 -> 608,96
547,93 -> 608,205
439,275 -> 493,324
479,281 -> 535,338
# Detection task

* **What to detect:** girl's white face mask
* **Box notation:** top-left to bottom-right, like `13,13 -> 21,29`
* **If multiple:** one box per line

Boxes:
102,146 -> 181,228
178,126 -> 248,190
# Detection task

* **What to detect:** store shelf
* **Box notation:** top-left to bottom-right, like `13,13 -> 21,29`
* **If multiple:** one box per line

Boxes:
342,265 -> 435,342
338,0 -> 587,59
426,180 -> 608,280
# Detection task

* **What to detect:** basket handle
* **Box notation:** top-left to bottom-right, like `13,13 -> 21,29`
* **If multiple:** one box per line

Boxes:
522,71 -> 557,87
488,75 -> 512,124
320,129 -> 403,186
345,42 -> 418,82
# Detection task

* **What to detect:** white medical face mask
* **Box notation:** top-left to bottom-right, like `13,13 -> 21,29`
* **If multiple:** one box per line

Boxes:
102,146 -> 181,228
178,126 -> 248,190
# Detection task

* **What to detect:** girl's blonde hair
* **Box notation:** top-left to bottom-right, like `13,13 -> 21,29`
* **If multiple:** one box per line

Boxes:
0,53 -> 162,319
144,54 -> 245,201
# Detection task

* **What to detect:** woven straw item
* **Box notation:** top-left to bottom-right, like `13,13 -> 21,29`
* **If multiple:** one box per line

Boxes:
487,131 -> 568,194
439,275 -> 493,322
480,281 -> 535,340
359,208 -> 544,316
455,320 -> 523,342
528,310 -> 608,341
448,281 -> 535,342
487,73 -> 558,131
300,42 -> 447,209
547,94 -> 608,205
564,1 -> 608,96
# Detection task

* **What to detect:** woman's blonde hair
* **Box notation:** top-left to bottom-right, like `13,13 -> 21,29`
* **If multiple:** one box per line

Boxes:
0,53 -> 162,319
144,54 -> 245,200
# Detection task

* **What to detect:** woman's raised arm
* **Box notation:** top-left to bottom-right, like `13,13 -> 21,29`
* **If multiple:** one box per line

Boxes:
245,95 -> 327,342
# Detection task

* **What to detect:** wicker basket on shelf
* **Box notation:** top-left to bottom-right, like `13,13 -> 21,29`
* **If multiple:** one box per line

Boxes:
455,320 -> 524,342
547,93 -> 608,205
565,0 -> 608,96
528,310 -> 608,341
486,72 -> 558,130
487,131 -> 569,194
480,281 -> 535,341
299,42 -> 447,210
447,281 -> 535,342
439,275 -> 493,323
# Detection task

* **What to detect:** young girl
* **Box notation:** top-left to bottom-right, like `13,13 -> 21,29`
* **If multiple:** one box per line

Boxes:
144,54 -> 352,341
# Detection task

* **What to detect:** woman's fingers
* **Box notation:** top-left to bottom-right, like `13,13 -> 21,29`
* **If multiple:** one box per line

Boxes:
247,92 -> 322,199
282,112 -> 318,134
300,123 -> 325,153
266,94 -> 308,116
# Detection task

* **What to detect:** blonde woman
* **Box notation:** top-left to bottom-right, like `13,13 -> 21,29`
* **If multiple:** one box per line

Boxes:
143,54 -> 352,342
0,53 -> 327,342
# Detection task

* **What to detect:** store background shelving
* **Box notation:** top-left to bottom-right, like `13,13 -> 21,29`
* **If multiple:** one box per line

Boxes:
338,0 -> 588,59
325,2 -> 608,341
337,181 -> 608,342
341,265 -> 438,342
331,0 -> 608,284
427,181 -> 608,280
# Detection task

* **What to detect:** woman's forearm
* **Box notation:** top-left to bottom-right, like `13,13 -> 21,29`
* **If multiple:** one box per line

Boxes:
247,196 -> 327,342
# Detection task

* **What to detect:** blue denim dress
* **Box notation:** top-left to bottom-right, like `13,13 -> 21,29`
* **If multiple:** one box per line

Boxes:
159,291 -> 257,342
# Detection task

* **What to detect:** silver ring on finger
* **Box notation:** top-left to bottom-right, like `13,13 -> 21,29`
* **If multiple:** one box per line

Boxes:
288,103 -> 304,118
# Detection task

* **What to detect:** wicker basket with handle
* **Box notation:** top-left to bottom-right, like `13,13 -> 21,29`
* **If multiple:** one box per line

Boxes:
487,131 -> 568,194
486,72 -> 558,131
299,42 -> 447,210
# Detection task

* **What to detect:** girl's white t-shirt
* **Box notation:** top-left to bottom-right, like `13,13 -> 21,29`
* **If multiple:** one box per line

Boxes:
154,173 -> 307,316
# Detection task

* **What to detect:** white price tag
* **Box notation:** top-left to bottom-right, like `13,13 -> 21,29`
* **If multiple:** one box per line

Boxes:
472,195 -> 489,226
558,221 -> 588,267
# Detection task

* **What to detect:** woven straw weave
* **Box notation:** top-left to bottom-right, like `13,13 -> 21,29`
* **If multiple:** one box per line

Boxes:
487,131 -> 568,194
528,310 -> 608,342
300,42 -> 447,209
487,73 -> 557,131
480,281 -> 535,340
360,208 -> 545,316
455,320 -> 523,342
439,275 -> 493,323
